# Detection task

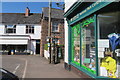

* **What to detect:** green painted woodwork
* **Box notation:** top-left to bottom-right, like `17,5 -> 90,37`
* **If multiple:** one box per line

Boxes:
71,23 -> 80,65
81,65 -> 96,74
66,1 -> 118,79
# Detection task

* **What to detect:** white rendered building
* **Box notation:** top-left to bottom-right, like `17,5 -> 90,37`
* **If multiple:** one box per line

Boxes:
0,8 -> 41,55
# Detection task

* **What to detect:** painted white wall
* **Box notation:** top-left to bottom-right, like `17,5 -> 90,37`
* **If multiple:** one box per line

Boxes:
0,24 -> 41,39
0,24 -> 5,35
64,0 -> 76,63
16,25 -> 26,35
64,20 -> 69,63
0,24 -> 41,55
65,0 -> 77,12
30,25 -> 41,39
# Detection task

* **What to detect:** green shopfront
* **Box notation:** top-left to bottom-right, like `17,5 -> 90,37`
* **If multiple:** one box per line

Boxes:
64,1 -> 120,79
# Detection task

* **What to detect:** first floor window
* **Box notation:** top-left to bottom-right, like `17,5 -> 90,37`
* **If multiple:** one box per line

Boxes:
5,25 -> 16,33
52,22 -> 58,32
26,25 -> 34,34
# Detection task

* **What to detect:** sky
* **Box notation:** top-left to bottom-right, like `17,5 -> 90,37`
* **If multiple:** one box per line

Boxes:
1,2 -> 63,13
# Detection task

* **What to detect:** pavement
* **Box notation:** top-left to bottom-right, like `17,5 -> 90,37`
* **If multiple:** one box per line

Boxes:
1,55 -> 80,78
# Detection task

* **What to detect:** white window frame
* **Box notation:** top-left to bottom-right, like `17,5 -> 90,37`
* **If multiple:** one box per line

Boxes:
52,22 -> 58,32
5,25 -> 16,34
26,25 -> 34,34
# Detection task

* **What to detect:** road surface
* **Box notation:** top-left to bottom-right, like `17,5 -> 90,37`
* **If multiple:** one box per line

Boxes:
1,55 -> 80,78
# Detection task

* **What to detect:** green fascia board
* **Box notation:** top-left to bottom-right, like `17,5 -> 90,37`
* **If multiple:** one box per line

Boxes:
64,0 -> 115,18
69,2 -> 113,25
72,61 -> 80,66
81,65 -> 96,74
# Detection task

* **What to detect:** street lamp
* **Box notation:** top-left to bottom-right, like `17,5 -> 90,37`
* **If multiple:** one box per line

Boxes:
48,1 -> 64,64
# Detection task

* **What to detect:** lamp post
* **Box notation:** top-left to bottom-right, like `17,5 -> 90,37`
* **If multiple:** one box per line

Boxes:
48,0 -> 52,63
48,1 -> 64,64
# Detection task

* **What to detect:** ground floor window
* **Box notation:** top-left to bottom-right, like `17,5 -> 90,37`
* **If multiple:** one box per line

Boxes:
69,2 -> 120,79
71,16 -> 96,74
98,11 -> 120,78
1,45 -> 28,54
71,24 -> 80,65
81,17 -> 96,74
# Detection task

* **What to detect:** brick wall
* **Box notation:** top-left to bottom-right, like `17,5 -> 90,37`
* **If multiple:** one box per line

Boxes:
40,18 -> 64,57
40,19 -> 48,57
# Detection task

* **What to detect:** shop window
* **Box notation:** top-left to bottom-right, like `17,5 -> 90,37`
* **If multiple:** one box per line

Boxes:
71,24 -> 80,65
1,45 -> 27,53
5,25 -> 16,33
26,25 -> 34,34
81,17 -> 96,74
98,11 -> 120,78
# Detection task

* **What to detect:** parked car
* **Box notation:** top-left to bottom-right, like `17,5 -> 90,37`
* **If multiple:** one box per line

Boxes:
0,68 -> 19,80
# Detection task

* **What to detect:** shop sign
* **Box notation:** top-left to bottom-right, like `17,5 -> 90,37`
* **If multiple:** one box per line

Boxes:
70,0 -> 115,23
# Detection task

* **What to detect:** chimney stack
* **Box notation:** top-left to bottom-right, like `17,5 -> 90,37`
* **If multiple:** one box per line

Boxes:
25,7 -> 30,17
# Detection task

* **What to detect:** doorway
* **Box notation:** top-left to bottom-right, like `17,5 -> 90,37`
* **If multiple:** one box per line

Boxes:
36,40 -> 40,54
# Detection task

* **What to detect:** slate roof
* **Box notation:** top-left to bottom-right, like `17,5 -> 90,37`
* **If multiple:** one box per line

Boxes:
0,13 -> 41,24
42,7 -> 64,19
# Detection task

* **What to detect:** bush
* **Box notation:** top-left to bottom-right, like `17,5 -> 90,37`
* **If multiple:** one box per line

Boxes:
44,44 -> 48,50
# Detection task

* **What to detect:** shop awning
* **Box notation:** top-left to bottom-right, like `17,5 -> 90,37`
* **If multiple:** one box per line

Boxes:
0,35 -> 30,45
0,39 -> 28,45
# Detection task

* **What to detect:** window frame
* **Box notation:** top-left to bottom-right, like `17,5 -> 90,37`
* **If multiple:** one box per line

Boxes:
52,22 -> 59,32
5,25 -> 16,34
70,15 -> 98,76
26,25 -> 34,34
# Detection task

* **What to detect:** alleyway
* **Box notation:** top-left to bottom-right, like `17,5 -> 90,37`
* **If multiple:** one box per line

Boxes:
2,55 -> 80,78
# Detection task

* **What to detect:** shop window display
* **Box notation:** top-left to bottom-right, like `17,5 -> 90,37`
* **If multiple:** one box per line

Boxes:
98,12 -> 120,78
81,17 -> 96,74
71,24 -> 80,64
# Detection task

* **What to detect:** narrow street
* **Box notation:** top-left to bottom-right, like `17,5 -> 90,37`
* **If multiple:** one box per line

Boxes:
1,55 -> 80,78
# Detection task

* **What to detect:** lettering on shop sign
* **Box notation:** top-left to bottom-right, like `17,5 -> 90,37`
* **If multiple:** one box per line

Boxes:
70,14 -> 79,23
70,1 -> 100,22
70,0 -> 115,23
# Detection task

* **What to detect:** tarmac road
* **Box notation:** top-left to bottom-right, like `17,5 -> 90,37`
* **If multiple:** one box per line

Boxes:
1,55 -> 80,78
1,55 -> 27,78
